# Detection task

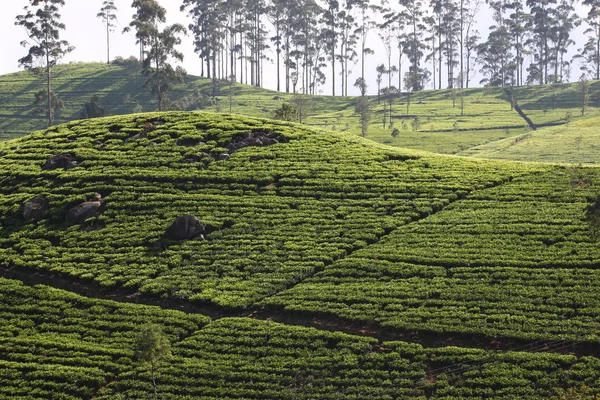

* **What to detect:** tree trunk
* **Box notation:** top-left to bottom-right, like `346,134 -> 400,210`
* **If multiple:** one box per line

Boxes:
106,19 -> 110,65
151,361 -> 158,400
45,38 -> 52,127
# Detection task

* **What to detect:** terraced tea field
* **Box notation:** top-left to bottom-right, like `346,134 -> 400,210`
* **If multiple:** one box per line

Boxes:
0,111 -> 599,398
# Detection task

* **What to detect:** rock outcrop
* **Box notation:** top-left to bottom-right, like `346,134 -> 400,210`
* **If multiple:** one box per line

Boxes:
164,215 -> 205,241
43,153 -> 78,170
23,196 -> 50,221
226,131 -> 284,154
66,194 -> 104,224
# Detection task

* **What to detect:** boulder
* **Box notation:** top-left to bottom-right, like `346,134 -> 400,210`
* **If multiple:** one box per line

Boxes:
164,215 -> 205,241
43,153 -> 78,170
226,132 -> 282,154
125,131 -> 147,143
66,201 -> 104,224
23,196 -> 49,221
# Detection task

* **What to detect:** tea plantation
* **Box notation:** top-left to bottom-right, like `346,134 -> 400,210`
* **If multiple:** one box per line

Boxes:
0,111 -> 599,398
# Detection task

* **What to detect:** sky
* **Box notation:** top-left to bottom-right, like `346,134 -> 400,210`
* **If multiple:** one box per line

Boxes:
0,1 -> 592,96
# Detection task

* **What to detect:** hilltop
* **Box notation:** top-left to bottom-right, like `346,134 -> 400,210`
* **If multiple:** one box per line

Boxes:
2,62 -> 600,164
0,111 -> 599,398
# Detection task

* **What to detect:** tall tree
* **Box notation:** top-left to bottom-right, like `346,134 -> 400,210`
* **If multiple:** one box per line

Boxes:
124,0 -> 166,62
322,0 -> 340,95
352,0 -> 377,93
503,1 -> 529,87
15,0 -> 74,128
143,23 -> 187,111
337,4 -> 358,96
429,0 -> 444,89
456,0 -> 480,90
579,0 -> 600,79
353,77 -> 371,136
135,324 -> 172,400
182,0 -> 226,93
550,0 -> 580,83
379,6 -> 397,91
268,0 -> 287,92
133,0 -> 186,110
442,0 -> 459,89
481,0 -> 513,86
400,0 -> 428,92
97,0 -> 118,65
526,0 -> 558,85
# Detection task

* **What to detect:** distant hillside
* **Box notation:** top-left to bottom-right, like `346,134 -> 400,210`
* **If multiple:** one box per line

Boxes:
2,62 -> 600,162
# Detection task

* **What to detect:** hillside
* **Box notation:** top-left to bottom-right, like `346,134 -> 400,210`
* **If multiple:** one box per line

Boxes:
0,111 -> 599,398
2,62 -> 600,163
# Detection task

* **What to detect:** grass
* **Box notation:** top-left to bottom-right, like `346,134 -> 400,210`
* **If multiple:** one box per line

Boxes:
3,62 -> 600,163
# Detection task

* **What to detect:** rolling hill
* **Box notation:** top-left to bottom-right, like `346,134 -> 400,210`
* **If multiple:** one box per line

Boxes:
0,111 -> 599,398
2,62 -> 600,163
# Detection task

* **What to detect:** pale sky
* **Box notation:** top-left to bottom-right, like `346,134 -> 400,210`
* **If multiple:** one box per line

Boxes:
0,1 -> 592,96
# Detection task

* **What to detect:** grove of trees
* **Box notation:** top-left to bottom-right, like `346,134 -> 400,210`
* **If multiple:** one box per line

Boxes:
14,0 -> 600,125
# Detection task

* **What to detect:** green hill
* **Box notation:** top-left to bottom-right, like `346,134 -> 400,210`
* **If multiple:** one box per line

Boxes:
0,111 -> 599,398
3,62 -> 600,163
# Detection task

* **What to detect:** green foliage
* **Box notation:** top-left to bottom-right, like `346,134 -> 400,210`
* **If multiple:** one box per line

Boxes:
33,89 -> 64,122
80,95 -> 105,119
411,116 -> 421,131
273,102 -> 298,122
15,0 -> 74,127
135,324 -> 172,366
354,96 -> 372,137
135,323 -> 172,400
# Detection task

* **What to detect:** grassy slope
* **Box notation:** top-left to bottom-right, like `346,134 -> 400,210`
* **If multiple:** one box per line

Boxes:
3,62 -> 600,162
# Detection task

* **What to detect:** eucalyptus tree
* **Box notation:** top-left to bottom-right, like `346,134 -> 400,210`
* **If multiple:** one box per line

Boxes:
464,26 -> 480,88
181,0 -> 226,89
481,0 -> 512,86
322,0 -> 340,95
455,0 -> 480,90
294,0 -> 323,94
124,0 -> 166,62
579,0 -> 600,79
400,0 -> 427,92
97,0 -> 118,64
268,0 -> 287,91
429,0 -> 444,89
376,63 -> 386,102
352,0 -> 378,91
550,0 -> 580,83
244,0 -> 269,87
131,1 -> 186,110
442,0 -> 459,89
378,8 -> 396,90
476,23 -> 513,86
505,1 -> 528,87
526,0 -> 558,85
424,14 -> 439,89
337,4 -> 359,96
15,0 -> 74,127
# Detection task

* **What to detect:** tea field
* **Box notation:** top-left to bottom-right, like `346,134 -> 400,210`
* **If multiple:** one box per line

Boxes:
0,111 -> 599,398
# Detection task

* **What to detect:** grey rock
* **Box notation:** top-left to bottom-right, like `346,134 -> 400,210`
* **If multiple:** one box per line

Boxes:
43,153 -> 78,170
66,201 -> 104,224
23,196 -> 49,221
164,215 -> 205,241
